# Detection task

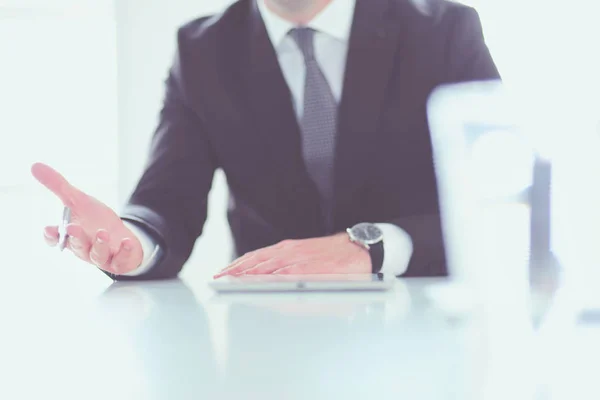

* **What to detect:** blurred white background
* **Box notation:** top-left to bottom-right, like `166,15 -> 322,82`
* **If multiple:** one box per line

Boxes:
0,0 -> 599,285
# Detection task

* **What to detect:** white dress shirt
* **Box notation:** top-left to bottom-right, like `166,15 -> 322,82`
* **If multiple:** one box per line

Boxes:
124,0 -> 413,277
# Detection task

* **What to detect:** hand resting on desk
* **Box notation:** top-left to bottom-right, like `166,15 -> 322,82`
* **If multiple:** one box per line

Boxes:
31,162 -> 143,275
214,233 -> 371,279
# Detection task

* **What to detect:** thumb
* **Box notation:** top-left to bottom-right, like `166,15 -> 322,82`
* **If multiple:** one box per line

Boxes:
31,162 -> 83,209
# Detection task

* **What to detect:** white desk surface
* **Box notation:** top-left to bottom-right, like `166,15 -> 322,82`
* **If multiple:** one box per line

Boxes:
1,241 -> 598,400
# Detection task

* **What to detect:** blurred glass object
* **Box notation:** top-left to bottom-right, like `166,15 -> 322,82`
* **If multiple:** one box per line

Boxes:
427,72 -> 600,397
428,81 -> 537,289
427,80 -> 557,400
463,0 -> 600,315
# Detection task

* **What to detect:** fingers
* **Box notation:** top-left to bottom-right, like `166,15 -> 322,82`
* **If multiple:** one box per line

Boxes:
45,222 -> 140,275
214,241 -> 288,278
214,254 -> 263,279
224,252 -> 255,270
43,226 -> 59,247
66,224 -> 92,262
31,162 -> 82,209
110,238 -> 137,275
89,233 -> 138,274
214,240 -> 304,279
215,250 -> 263,277
241,258 -> 288,275
272,263 -> 309,275
89,230 -> 111,269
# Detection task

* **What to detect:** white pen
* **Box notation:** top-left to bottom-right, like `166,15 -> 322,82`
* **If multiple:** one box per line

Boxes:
57,207 -> 71,251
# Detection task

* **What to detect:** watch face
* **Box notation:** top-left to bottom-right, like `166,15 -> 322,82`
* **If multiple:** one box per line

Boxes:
351,223 -> 383,245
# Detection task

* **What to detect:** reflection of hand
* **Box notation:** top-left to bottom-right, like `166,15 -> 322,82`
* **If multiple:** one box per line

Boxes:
31,163 -> 143,275
97,280 -> 219,399
100,280 -> 199,314
96,284 -> 154,328
214,233 -> 370,278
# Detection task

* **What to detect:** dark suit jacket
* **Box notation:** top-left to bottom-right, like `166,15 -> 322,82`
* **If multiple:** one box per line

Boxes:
116,0 -> 500,280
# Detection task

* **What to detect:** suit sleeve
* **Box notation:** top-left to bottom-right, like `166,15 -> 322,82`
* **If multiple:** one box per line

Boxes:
387,7 -> 501,278
112,31 -> 218,281
385,214 -> 446,277
446,6 -> 501,82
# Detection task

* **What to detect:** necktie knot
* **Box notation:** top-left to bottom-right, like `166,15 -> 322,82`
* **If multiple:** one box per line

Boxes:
289,27 -> 316,62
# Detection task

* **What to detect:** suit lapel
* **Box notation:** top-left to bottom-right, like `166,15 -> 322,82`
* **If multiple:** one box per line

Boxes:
334,0 -> 404,226
241,2 -> 324,236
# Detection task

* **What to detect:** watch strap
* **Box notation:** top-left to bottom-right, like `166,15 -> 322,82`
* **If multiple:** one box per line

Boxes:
370,240 -> 384,274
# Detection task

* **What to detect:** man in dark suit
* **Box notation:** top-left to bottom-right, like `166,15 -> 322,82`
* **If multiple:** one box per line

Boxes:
33,0 -> 499,280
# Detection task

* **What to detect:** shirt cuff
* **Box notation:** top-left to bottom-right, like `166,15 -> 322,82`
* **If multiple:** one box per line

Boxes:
375,223 -> 413,277
121,221 -> 161,277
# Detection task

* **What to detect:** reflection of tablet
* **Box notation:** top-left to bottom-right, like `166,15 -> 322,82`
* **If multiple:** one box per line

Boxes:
209,274 -> 395,293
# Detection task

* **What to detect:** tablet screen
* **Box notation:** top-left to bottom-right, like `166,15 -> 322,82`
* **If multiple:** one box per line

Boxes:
209,274 -> 392,292
215,274 -> 385,283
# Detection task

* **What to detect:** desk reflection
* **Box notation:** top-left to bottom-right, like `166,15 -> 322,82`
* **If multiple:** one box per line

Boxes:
94,279 -> 539,400
215,283 -> 470,400
97,280 -> 218,399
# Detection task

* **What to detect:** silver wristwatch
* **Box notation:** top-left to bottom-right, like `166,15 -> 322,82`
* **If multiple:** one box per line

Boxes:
346,223 -> 385,273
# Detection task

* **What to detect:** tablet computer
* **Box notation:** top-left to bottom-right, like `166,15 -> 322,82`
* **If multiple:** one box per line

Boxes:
209,274 -> 395,293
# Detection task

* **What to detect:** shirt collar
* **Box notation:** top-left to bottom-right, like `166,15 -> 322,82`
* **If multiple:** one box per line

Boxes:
257,0 -> 356,48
